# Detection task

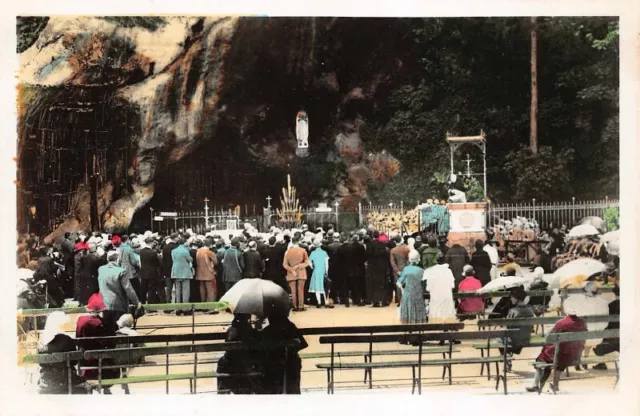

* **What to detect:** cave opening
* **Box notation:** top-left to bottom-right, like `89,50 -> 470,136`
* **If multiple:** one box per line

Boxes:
17,85 -> 140,235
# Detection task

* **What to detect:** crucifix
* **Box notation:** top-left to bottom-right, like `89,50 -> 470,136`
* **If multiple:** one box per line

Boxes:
203,198 -> 210,229
465,153 -> 473,177
266,195 -> 272,208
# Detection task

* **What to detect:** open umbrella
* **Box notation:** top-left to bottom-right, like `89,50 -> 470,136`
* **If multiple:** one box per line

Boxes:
563,293 -> 609,331
220,279 -> 291,318
600,230 -> 620,257
477,276 -> 529,294
567,224 -> 600,238
579,216 -> 606,233
545,258 -> 607,288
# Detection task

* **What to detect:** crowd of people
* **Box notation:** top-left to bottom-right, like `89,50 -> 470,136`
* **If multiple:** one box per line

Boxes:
19,220 -> 620,395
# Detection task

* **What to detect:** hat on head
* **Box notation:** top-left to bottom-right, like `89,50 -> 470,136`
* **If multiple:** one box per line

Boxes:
509,286 -> 527,302
313,239 -> 322,248
532,267 -> 544,280
40,311 -> 70,346
117,314 -> 134,329
87,293 -> 106,312
463,264 -> 474,276
408,250 -> 420,264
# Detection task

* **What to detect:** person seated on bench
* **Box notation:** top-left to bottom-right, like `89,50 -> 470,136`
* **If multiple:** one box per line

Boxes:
527,268 -> 550,317
526,310 -> 587,392
457,265 -> 483,319
488,269 -> 520,319
397,251 -> 427,324
37,311 -> 88,394
217,313 -> 263,394
76,293 -> 121,394
499,287 -> 534,365
593,285 -> 620,370
113,314 -> 141,395
259,312 -> 308,394
500,254 -> 522,277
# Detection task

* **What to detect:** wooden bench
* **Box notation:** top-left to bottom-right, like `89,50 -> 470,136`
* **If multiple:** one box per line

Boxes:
475,315 -> 619,377
317,329 -> 515,395
27,339 -> 299,394
533,329 -> 620,394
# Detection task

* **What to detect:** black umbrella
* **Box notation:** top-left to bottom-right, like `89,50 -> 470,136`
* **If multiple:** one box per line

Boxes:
220,279 -> 291,317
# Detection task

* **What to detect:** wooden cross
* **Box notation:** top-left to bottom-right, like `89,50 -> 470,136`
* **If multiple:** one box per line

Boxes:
465,153 -> 473,177
266,195 -> 272,208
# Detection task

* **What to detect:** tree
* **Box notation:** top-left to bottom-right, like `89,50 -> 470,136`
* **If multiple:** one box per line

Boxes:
530,17 -> 538,154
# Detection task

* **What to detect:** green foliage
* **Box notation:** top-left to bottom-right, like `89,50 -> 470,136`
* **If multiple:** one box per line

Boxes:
16,17 -> 49,53
462,176 -> 484,202
603,207 -> 619,231
365,17 -> 618,201
503,146 -> 574,201
99,17 -> 167,31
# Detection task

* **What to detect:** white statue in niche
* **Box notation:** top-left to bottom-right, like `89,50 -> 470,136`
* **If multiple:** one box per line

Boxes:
295,110 -> 309,157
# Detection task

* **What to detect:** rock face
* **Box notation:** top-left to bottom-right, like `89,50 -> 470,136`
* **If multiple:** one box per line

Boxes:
18,16 -> 412,236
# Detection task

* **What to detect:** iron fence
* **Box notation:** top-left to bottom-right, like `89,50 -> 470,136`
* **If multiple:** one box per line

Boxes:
486,198 -> 619,231
151,210 -> 240,235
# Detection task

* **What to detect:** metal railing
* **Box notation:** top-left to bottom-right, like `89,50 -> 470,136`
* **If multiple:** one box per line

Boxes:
486,198 -> 619,231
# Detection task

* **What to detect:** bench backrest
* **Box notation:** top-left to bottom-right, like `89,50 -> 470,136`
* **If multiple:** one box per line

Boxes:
75,332 -> 228,348
320,329 -> 514,345
20,301 -> 228,317
300,323 -> 464,336
478,314 -> 619,329
24,340 -> 300,364
545,329 -> 619,344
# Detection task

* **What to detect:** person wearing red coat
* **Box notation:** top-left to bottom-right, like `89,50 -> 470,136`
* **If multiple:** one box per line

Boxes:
76,293 -> 119,393
527,314 -> 587,392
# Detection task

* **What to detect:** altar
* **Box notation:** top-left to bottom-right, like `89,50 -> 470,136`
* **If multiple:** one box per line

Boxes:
444,132 -> 488,252
447,202 -> 488,252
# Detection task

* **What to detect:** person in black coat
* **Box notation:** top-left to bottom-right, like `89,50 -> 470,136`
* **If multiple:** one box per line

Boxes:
139,238 -> 164,304
367,232 -> 392,307
77,245 -> 107,306
324,234 -> 343,305
594,286 -> 620,364
340,235 -> 367,306
259,314 -> 308,394
161,234 -> 179,302
243,241 -> 265,279
470,239 -> 492,287
217,314 -> 263,394
263,237 -> 287,290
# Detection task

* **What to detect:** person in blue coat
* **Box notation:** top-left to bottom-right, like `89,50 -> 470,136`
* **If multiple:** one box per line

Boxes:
308,240 -> 332,308
396,251 -> 427,324
171,237 -> 194,312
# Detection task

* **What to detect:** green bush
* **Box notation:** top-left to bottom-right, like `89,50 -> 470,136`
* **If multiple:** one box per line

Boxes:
603,206 -> 619,231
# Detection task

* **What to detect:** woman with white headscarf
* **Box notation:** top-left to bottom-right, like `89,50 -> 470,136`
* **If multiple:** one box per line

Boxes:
37,312 -> 87,394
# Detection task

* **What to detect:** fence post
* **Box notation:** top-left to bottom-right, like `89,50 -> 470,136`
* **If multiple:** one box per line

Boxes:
572,197 -> 576,225
358,202 -> 363,227
605,195 -> 609,207
334,201 -> 340,233
532,198 -> 535,222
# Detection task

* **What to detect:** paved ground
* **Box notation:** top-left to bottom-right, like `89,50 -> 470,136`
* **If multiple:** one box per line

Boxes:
18,295 -> 618,395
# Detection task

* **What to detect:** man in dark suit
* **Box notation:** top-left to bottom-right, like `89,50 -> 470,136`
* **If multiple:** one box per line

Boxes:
339,234 -> 367,307
139,238 -> 164,304
263,236 -> 287,290
162,233 -> 179,303
243,241 -> 265,279
325,233 -> 344,305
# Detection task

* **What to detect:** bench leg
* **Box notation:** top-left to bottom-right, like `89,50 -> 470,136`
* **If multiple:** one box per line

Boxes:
495,362 -> 500,390
441,353 -> 447,380
480,349 -> 485,376
448,364 -> 452,386
363,355 -> 368,384
326,369 -> 331,395
411,366 -> 416,395
487,356 -> 491,381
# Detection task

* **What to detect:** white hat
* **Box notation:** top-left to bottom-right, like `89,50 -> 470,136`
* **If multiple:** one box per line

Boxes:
40,311 -> 70,346
408,250 -> 420,264
532,267 -> 545,280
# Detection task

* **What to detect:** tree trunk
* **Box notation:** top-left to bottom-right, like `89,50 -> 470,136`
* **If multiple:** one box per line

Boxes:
530,16 -> 538,154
